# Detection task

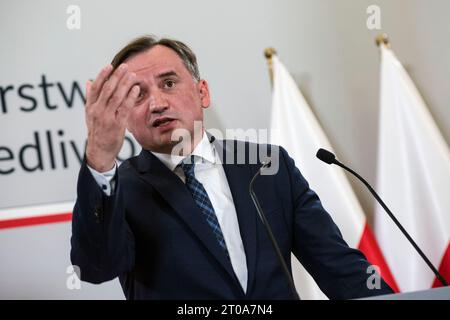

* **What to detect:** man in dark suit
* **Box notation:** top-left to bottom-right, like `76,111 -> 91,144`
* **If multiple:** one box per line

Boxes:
70,35 -> 394,299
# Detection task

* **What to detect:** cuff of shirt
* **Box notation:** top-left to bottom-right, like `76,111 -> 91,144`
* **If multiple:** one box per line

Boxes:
87,163 -> 117,196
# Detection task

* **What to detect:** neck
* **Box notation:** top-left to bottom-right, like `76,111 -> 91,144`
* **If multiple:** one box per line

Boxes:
149,128 -> 205,156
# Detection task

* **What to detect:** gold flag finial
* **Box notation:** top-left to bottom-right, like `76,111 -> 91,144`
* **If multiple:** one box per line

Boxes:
264,47 -> 277,60
375,34 -> 390,48
264,47 -> 277,87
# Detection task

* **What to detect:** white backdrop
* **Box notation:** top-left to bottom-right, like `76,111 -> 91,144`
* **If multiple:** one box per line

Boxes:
0,0 -> 449,299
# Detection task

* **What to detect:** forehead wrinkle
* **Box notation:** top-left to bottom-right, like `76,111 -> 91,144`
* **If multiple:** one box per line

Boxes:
131,62 -> 180,77
129,55 -> 184,73
131,63 -> 158,73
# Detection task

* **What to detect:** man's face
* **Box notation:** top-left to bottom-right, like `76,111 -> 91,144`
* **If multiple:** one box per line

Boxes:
125,45 -> 210,154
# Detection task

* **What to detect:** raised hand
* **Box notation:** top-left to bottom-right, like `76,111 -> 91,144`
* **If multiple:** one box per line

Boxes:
85,63 -> 140,172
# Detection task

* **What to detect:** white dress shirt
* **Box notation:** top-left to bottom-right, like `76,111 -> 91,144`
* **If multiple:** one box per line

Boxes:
87,134 -> 248,292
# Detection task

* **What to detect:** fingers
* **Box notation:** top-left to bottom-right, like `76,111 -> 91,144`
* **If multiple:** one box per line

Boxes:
87,64 -> 113,105
106,71 -> 137,110
85,80 -> 92,105
117,85 -> 140,126
86,63 -> 139,130
97,64 -> 129,105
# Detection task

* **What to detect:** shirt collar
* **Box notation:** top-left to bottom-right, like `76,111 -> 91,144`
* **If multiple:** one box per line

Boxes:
150,132 -> 216,172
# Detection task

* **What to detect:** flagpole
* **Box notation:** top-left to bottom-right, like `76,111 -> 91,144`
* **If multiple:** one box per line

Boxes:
264,47 -> 277,87
375,33 -> 390,48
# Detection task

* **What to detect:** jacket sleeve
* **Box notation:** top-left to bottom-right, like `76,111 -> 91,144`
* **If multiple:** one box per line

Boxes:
70,160 -> 135,284
279,147 -> 394,299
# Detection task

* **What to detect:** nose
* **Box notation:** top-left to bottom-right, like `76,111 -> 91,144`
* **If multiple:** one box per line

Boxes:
148,89 -> 169,114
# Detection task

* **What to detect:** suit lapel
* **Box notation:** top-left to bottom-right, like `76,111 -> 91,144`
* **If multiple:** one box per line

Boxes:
132,149 -> 239,287
213,139 -> 259,296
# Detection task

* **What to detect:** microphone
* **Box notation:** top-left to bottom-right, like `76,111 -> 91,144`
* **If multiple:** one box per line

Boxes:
316,148 -> 448,287
249,160 -> 301,300
316,148 -> 336,164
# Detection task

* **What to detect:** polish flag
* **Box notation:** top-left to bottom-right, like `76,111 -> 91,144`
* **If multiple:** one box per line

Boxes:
269,54 -> 399,299
375,44 -> 450,292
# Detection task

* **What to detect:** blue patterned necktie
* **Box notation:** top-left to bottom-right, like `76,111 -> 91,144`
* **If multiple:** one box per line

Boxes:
180,156 -> 229,254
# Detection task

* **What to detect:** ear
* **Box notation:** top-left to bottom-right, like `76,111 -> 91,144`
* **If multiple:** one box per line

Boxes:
198,80 -> 211,109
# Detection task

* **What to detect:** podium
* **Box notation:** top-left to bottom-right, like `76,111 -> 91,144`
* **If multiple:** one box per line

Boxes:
362,286 -> 450,300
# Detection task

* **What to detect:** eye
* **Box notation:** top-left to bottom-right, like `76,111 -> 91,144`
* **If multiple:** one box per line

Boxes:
134,88 -> 146,103
164,79 -> 176,89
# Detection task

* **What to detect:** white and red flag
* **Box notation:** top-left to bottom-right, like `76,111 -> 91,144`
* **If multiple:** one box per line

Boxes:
270,55 -> 399,299
375,44 -> 450,292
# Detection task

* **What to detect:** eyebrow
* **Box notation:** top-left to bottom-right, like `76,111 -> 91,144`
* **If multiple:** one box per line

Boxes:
156,71 -> 178,79
135,70 -> 178,86
132,71 -> 179,88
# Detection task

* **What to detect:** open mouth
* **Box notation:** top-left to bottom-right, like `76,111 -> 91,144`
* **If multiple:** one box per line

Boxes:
152,117 -> 176,128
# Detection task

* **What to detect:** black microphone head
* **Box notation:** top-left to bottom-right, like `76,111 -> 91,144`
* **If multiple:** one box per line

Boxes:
316,148 -> 336,164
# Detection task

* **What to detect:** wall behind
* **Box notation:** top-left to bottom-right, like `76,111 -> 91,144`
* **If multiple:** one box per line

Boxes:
0,0 -> 448,298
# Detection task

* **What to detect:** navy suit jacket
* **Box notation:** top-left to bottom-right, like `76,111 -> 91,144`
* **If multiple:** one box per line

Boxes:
70,138 -> 393,299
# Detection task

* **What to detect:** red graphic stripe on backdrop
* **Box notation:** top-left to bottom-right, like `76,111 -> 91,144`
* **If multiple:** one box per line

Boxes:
0,212 -> 72,230
358,223 -> 400,293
